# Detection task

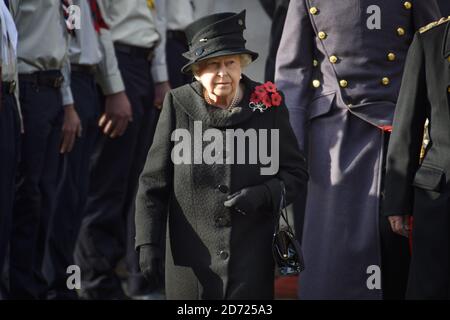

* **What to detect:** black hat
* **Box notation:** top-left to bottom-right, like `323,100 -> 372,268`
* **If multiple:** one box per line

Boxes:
181,10 -> 259,74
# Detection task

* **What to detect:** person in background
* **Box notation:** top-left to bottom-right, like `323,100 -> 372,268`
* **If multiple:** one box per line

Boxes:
259,0 -> 290,83
0,0 -> 20,300
276,0 -> 440,300
7,0 -> 76,300
43,0 -> 131,300
383,16 -> 450,300
74,0 -> 170,300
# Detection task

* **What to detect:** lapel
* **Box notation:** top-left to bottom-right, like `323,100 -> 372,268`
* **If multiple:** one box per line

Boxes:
173,74 -> 258,128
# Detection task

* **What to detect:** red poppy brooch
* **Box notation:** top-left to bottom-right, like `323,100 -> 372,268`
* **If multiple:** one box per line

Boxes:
249,81 -> 282,113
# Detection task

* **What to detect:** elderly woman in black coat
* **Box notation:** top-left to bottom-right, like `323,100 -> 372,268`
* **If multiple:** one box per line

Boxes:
135,10 -> 308,300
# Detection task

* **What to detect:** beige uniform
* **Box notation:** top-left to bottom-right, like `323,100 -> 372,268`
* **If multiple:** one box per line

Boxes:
70,0 -> 124,94
9,0 -> 73,105
97,0 -> 168,83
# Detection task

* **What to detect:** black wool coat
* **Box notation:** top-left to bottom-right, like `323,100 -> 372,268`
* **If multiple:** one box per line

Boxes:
135,75 -> 308,300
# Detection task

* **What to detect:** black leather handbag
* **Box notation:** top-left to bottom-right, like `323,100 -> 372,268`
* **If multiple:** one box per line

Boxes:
272,182 -> 305,276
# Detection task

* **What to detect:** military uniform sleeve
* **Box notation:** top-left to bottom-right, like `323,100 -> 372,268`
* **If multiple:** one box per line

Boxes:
95,28 -> 125,95
383,33 -> 428,216
151,0 -> 168,83
413,0 -> 441,30
264,97 -> 309,213
135,92 -> 175,249
275,0 -> 314,152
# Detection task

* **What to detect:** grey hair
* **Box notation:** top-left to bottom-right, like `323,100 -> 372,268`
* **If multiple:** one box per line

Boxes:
192,53 -> 253,77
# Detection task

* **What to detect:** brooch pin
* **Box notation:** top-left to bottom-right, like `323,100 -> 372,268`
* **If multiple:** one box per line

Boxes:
249,81 -> 282,113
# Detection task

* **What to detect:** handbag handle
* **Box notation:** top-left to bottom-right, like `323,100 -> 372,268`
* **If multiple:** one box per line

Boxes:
274,180 -> 294,234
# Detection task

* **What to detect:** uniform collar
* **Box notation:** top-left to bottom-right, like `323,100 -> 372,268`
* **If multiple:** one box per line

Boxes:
174,74 -> 258,128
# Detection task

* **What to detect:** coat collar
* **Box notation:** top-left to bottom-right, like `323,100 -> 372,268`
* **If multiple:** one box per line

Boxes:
173,74 -> 259,128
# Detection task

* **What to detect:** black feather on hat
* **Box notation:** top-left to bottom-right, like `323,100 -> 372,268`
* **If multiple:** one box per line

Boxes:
181,10 -> 259,74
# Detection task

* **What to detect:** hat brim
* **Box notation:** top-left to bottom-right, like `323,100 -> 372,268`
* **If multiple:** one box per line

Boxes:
181,49 -> 259,74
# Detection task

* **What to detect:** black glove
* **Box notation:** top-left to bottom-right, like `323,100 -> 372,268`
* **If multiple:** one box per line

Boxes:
223,184 -> 271,216
139,244 -> 163,289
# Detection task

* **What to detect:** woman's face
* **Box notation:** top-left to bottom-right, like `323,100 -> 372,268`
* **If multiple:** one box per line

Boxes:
196,55 -> 242,100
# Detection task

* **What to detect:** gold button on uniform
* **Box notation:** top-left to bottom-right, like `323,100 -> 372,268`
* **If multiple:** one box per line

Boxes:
318,31 -> 327,40
339,80 -> 348,88
404,1 -> 412,9
313,59 -> 319,67
382,77 -> 390,86
312,80 -> 321,88
447,56 -> 450,63
397,27 -> 406,36
448,86 -> 450,93
329,55 -> 338,64
310,7 -> 318,15
387,53 -> 396,61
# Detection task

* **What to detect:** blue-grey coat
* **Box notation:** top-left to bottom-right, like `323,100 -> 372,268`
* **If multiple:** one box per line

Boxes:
275,0 -> 441,299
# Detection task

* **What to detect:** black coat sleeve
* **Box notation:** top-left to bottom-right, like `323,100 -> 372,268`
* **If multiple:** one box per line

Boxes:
383,33 -> 428,216
135,92 -> 175,249
264,96 -> 309,213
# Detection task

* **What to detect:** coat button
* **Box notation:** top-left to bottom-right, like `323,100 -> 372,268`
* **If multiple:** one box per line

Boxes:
218,250 -> 229,260
387,52 -> 396,61
313,59 -> 319,67
381,77 -> 390,86
312,80 -> 321,88
447,86 -> 450,93
309,7 -> 319,15
329,55 -> 338,64
397,27 -> 405,36
339,79 -> 348,88
318,31 -> 327,40
216,184 -> 229,193
404,1 -> 412,9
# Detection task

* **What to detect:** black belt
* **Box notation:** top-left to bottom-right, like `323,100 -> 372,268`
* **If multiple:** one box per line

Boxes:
167,30 -> 188,44
71,64 -> 97,75
2,80 -> 17,95
114,43 -> 154,61
19,71 -> 64,88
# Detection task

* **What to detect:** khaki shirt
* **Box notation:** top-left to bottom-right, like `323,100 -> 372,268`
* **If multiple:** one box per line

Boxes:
10,0 -> 73,105
0,3 -> 17,82
98,0 -> 168,83
70,0 -> 124,94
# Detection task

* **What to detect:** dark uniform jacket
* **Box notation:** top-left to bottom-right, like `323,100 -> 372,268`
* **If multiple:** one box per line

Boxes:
384,18 -> 450,216
135,75 -> 308,299
275,0 -> 440,299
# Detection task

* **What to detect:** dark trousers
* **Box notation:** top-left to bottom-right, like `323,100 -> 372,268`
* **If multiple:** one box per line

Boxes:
166,31 -> 192,88
74,49 -> 158,299
0,89 -> 20,298
379,132 -> 410,300
406,187 -> 450,299
43,71 -> 100,300
9,74 -> 63,299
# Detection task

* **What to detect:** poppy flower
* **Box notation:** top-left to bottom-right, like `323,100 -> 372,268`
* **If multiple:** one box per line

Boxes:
250,92 -> 260,104
262,94 -> 272,108
255,85 -> 267,95
271,92 -> 282,107
264,81 -> 277,93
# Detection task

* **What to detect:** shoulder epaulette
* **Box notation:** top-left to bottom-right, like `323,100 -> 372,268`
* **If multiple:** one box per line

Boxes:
419,16 -> 450,34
